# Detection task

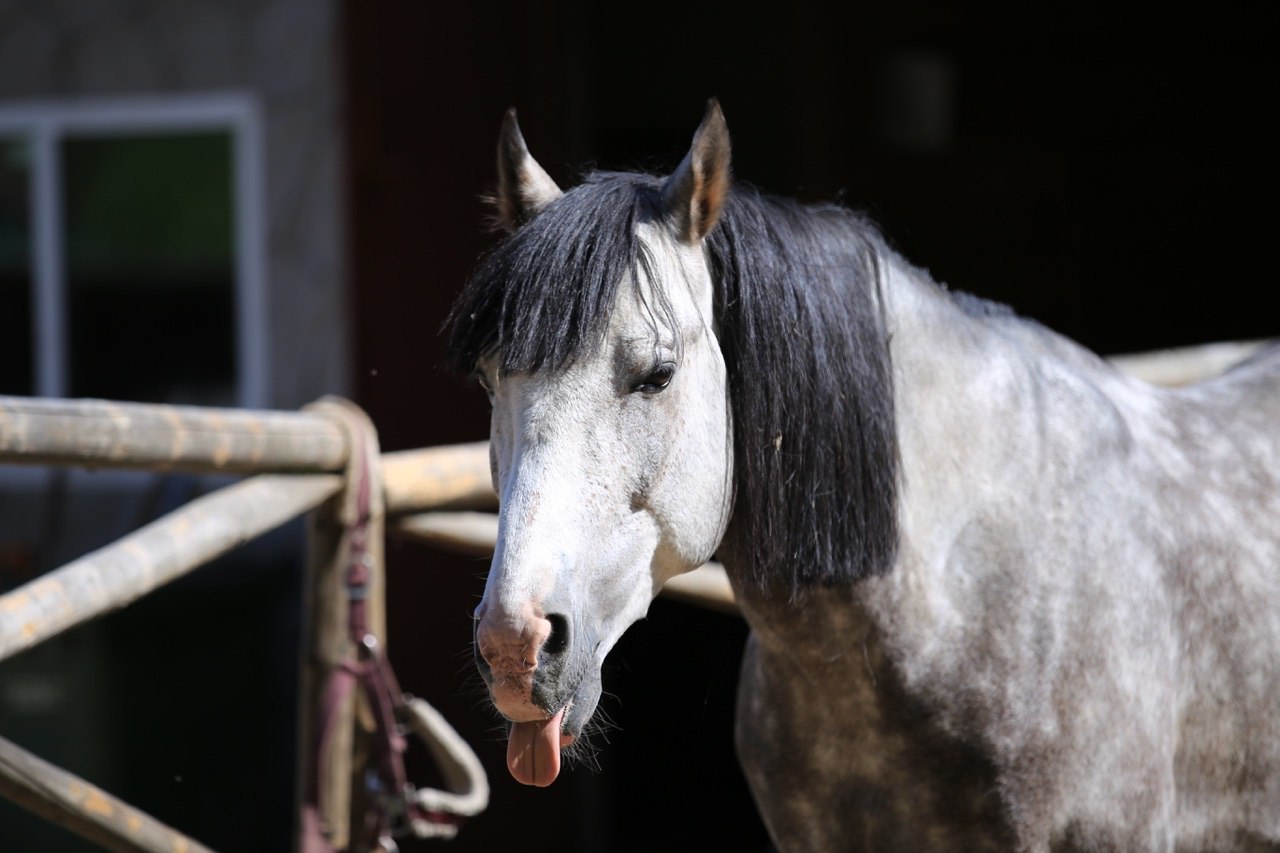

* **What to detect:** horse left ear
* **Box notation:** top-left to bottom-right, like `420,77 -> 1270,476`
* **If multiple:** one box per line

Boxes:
662,99 -> 732,243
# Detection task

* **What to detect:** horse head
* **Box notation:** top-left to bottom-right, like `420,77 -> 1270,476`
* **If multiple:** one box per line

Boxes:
453,103 -> 735,786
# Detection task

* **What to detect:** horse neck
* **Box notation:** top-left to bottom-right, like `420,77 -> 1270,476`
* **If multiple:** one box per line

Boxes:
726,248 -> 1138,654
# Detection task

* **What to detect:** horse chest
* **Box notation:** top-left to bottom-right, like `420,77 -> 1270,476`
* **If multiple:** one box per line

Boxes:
733,588 -> 1016,851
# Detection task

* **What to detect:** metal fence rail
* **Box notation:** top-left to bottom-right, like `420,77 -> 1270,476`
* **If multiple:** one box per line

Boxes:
0,473 -> 342,664
0,396 -> 348,473
0,733 -> 216,853
0,396 -> 495,852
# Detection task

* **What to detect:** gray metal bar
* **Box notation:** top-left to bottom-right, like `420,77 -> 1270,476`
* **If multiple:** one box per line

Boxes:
0,473 -> 342,663
0,396 -> 348,473
0,733 -> 215,853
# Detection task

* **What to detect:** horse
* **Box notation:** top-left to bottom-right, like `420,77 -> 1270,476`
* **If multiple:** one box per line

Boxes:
444,100 -> 1280,851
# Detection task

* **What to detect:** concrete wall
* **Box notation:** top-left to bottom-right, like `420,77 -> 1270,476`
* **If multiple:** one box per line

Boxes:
0,4 -> 348,848
0,0 -> 350,408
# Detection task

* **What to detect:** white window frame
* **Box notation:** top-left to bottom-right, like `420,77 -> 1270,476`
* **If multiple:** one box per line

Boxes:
0,93 -> 268,408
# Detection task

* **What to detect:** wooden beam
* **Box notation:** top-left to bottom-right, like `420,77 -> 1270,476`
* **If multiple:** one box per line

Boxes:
0,473 -> 342,664
392,511 -> 740,615
0,396 -> 497,513
381,443 -> 496,514
392,511 -> 498,556
0,396 -> 348,474
0,733 -> 213,853
1107,339 -> 1271,387
659,564 -> 739,616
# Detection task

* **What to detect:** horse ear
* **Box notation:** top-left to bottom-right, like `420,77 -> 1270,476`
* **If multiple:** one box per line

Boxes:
495,108 -> 563,231
662,99 -> 732,243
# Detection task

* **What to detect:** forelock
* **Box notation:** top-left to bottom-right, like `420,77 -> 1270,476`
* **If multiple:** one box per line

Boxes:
444,172 -> 670,375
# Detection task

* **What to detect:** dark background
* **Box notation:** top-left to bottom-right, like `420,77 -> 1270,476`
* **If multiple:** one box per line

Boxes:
344,2 -> 1276,852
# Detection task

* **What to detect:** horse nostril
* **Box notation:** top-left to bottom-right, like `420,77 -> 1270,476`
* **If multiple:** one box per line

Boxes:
543,613 -> 570,657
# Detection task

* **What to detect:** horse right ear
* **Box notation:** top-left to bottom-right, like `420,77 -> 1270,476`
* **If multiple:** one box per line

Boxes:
662,99 -> 732,243
494,108 -> 563,231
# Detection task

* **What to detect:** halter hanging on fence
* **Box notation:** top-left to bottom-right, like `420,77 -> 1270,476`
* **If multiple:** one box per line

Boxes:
303,399 -> 487,852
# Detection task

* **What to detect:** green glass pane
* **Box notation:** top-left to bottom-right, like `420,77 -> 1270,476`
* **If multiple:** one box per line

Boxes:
62,133 -> 236,404
0,138 -> 32,396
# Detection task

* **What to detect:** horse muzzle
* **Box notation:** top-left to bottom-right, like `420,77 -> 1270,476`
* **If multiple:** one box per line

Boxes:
474,603 -> 602,786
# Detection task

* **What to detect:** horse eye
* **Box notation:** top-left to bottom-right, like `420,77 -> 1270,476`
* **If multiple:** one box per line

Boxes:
474,371 -> 494,396
633,362 -> 676,394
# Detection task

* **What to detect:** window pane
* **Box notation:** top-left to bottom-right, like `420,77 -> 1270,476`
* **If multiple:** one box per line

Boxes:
63,133 -> 235,405
0,139 -> 32,396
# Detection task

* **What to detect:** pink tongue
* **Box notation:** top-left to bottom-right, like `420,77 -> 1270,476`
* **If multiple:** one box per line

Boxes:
507,708 -> 566,787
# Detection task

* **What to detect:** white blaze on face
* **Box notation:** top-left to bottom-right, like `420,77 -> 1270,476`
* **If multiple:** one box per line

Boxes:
474,222 -> 733,786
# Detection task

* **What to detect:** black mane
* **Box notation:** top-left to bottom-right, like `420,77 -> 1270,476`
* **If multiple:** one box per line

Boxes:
445,172 -> 899,594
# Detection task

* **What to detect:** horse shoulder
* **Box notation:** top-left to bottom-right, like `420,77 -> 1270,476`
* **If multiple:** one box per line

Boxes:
734,587 -> 1016,851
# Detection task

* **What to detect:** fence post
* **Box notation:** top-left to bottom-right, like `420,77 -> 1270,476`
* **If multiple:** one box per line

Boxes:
296,399 -> 385,852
